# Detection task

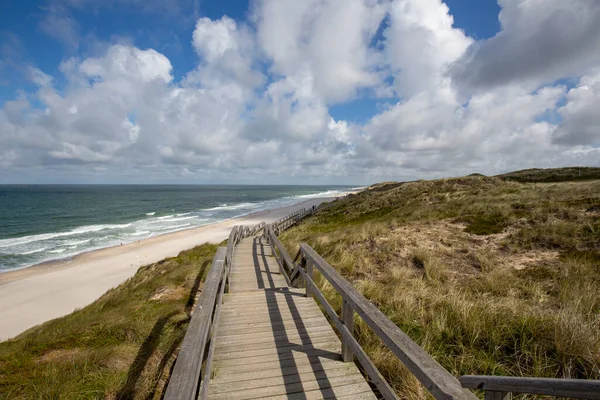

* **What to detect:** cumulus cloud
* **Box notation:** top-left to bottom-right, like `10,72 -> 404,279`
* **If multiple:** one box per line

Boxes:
1,0 -> 599,183
554,68 -> 600,146
384,0 -> 472,97
256,0 -> 387,103
450,0 -> 600,93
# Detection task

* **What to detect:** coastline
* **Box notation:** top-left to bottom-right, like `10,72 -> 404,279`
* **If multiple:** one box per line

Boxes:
0,196 -> 337,341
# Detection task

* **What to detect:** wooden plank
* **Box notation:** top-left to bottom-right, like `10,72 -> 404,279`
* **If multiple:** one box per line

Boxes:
208,364 -> 359,394
215,331 -> 339,353
214,315 -> 330,335
211,357 -> 351,384
218,310 -> 326,328
219,301 -> 319,316
460,375 -> 600,399
213,340 -> 341,361
267,383 -> 377,400
213,346 -> 341,368
213,352 -> 343,375
164,247 -> 226,400
208,373 -> 367,400
301,243 -> 477,400
215,324 -> 334,345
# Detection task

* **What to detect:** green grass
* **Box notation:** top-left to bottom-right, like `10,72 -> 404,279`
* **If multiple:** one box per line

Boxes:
281,175 -> 600,399
0,243 -> 217,400
497,167 -> 600,182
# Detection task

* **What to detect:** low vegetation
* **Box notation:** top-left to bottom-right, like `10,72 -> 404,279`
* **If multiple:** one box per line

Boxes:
280,172 -> 600,399
497,166 -> 600,182
0,244 -> 217,399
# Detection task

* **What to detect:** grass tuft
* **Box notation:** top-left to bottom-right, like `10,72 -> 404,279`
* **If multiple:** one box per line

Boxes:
281,174 -> 600,398
0,243 -> 217,400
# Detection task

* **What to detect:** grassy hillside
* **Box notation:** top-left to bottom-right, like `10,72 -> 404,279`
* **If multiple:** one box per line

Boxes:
0,244 -> 217,400
280,176 -> 600,399
497,167 -> 600,182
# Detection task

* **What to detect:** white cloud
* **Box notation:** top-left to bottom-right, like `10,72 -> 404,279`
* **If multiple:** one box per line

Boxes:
554,68 -> 600,146
1,0 -> 600,184
450,0 -> 600,93
256,0 -> 387,103
384,0 -> 472,97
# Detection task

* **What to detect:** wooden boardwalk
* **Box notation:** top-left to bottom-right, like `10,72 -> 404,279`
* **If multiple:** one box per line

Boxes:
165,213 -> 599,400
206,234 -> 376,399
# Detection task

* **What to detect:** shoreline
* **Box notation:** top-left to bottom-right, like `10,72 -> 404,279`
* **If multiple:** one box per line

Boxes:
0,197 -> 328,284
0,196 -> 339,341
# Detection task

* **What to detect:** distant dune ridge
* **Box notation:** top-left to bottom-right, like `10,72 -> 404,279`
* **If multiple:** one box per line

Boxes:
0,167 -> 599,399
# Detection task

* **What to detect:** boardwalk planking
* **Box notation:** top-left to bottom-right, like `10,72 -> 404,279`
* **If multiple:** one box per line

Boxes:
206,235 -> 376,399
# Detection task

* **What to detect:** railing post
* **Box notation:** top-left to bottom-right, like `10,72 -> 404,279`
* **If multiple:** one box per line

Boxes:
341,298 -> 354,362
298,256 -> 306,289
484,391 -> 509,400
305,258 -> 313,298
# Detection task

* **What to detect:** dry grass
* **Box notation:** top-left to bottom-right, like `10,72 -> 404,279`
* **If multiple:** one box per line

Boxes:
281,175 -> 600,399
0,244 -> 217,400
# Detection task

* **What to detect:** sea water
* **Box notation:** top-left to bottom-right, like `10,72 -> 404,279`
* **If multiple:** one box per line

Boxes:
0,185 -> 355,272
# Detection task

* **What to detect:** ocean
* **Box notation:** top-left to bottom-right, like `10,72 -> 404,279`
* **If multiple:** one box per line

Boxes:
0,185 -> 355,272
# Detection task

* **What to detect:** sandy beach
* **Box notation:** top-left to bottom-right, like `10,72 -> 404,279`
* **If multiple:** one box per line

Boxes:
0,197 -> 333,341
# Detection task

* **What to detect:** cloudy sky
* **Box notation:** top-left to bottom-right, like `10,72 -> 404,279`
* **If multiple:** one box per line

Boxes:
0,0 -> 599,184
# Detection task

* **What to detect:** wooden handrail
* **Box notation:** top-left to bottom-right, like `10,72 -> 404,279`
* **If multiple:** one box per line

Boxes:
460,375 -> 600,399
164,246 -> 226,400
298,244 -> 476,400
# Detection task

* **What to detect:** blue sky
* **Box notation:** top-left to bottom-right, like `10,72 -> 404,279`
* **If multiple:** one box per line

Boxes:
0,0 -> 501,120
0,0 -> 599,184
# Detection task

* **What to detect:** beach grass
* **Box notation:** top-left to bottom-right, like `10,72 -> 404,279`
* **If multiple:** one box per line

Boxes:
0,243 -> 217,399
280,173 -> 600,399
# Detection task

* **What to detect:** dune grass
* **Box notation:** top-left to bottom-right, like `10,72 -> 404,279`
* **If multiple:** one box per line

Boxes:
280,175 -> 600,399
0,243 -> 217,400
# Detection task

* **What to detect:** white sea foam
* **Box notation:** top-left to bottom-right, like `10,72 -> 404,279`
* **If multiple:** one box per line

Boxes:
165,216 -> 196,222
165,223 -> 191,230
49,249 -> 66,254
131,230 -> 150,236
145,212 -> 156,216
157,215 -> 174,220
176,212 -> 192,216
204,203 -> 255,212
20,247 -> 47,255
0,224 -> 131,249
64,239 -> 91,246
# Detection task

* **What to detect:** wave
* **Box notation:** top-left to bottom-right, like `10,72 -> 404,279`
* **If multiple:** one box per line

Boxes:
64,239 -> 91,246
204,202 -> 256,212
0,224 -> 132,249
165,223 -> 191,230
157,215 -> 174,220
145,212 -> 156,216
176,212 -> 192,216
49,249 -> 66,254
20,247 -> 47,255
131,230 -> 150,236
283,189 -> 353,200
164,216 -> 196,222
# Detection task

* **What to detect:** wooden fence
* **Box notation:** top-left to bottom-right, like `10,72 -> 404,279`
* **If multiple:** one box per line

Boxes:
263,223 -> 600,400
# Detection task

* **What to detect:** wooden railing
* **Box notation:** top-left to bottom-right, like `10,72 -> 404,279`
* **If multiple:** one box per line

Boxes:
460,376 -> 600,400
164,211 -> 310,400
264,229 -> 600,400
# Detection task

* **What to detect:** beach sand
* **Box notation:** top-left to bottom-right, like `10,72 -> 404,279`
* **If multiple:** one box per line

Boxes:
0,197 -> 334,341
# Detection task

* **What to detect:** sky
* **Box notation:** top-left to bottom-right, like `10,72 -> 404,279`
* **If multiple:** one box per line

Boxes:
0,0 -> 599,185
